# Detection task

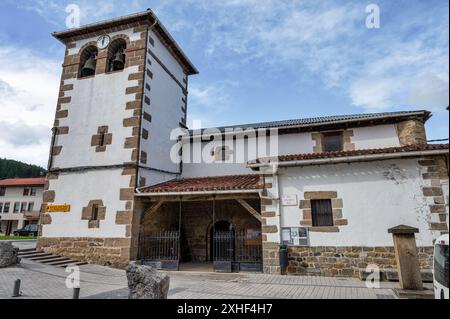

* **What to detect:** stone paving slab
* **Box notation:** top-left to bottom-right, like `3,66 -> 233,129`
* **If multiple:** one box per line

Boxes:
0,259 -> 400,299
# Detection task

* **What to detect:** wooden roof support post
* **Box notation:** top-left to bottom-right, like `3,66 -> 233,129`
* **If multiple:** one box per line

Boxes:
236,199 -> 263,223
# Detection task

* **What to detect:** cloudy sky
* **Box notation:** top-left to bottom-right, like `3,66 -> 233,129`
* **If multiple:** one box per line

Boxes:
0,0 -> 448,167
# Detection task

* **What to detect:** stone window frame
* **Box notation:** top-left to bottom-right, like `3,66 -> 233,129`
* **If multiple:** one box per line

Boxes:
82,200 -> 106,229
312,129 -> 355,153
91,126 -> 112,152
299,191 -> 348,233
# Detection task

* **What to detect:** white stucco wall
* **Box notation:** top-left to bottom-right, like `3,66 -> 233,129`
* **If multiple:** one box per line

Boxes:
139,31 -> 186,178
43,169 -> 128,238
181,125 -> 403,178
278,158 -> 440,247
352,124 -> 401,149
148,30 -> 186,83
53,68 -> 138,169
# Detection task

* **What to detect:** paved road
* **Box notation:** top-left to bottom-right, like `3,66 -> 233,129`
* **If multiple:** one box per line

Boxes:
0,258 -> 398,299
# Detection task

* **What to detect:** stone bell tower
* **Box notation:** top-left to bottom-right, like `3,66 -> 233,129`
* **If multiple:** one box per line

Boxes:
37,10 -> 198,267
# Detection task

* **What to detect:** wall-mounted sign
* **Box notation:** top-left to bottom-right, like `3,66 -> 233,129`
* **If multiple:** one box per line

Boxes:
281,194 -> 298,206
45,204 -> 71,213
244,228 -> 262,246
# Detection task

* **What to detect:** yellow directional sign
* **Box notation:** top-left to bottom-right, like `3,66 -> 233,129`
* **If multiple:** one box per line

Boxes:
45,204 -> 71,213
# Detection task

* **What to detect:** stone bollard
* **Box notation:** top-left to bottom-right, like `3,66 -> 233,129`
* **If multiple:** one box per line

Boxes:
126,262 -> 170,299
388,225 -> 423,291
0,242 -> 21,268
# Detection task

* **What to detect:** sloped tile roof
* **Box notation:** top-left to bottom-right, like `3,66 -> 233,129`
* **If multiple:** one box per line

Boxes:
274,144 -> 449,162
140,175 -> 264,194
190,110 -> 431,135
0,178 -> 46,187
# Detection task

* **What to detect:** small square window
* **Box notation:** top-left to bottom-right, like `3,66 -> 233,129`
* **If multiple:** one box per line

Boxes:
323,132 -> 343,152
30,187 -> 37,196
23,188 -> 30,196
311,199 -> 334,227
0,187 -> 5,196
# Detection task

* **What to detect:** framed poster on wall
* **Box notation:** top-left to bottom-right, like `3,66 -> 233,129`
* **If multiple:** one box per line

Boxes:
282,227 -> 309,246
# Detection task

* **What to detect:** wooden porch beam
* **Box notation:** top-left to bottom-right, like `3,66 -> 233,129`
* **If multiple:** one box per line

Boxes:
236,199 -> 263,223
141,200 -> 165,223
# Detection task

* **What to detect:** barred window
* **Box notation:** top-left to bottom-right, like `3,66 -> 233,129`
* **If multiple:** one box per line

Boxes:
311,199 -> 334,227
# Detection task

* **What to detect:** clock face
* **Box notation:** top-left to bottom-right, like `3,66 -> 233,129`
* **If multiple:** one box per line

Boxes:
97,35 -> 111,49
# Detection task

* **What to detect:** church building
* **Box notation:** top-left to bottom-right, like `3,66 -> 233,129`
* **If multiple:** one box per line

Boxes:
37,10 -> 449,278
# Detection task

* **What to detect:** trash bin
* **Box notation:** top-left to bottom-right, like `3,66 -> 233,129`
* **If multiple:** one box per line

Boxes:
279,244 -> 288,275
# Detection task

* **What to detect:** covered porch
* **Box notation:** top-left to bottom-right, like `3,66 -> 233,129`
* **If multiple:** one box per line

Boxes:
135,175 -> 266,273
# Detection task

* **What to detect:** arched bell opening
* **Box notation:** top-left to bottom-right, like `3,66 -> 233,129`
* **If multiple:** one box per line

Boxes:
107,39 -> 127,72
78,46 -> 98,78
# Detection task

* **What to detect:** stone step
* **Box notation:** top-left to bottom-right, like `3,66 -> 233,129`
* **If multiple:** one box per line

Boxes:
24,253 -> 53,259
18,248 -> 86,268
18,250 -> 41,256
40,257 -> 72,264
18,248 -> 37,253
47,259 -> 79,267
31,255 -> 69,262
59,261 -> 88,267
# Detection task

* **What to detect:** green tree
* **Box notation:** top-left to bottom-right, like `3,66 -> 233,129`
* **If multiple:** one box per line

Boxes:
0,158 -> 46,179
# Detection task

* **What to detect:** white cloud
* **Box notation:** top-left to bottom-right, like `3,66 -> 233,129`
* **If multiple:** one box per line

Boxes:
0,46 -> 60,167
188,81 -> 239,128
410,73 -> 449,111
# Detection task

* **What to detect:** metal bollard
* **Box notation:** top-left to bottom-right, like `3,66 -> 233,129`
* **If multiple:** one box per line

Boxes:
73,287 -> 80,299
12,279 -> 22,297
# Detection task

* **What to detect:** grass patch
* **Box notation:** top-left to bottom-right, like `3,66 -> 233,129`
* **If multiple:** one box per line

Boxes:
0,236 -> 37,241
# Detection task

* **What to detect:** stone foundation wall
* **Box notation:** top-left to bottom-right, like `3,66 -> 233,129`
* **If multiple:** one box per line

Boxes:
37,237 -> 131,269
287,246 -> 433,278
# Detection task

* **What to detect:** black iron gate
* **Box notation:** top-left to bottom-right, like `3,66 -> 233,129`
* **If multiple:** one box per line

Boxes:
140,231 -> 180,270
213,230 -> 262,273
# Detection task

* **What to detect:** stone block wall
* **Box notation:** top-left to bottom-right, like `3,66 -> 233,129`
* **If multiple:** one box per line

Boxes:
36,237 -> 132,269
287,246 -> 434,278
397,119 -> 427,146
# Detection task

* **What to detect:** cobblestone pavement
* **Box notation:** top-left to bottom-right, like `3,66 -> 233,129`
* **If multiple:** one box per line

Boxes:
0,258 -> 399,299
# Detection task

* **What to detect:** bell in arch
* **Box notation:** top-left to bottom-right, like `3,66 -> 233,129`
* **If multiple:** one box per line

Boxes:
80,55 -> 96,77
112,49 -> 125,71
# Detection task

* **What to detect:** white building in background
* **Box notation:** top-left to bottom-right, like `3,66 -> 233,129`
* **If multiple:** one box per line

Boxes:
36,10 -> 449,278
0,178 -> 45,235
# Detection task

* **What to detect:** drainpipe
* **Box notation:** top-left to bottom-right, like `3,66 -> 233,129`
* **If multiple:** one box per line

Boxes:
47,127 -> 58,171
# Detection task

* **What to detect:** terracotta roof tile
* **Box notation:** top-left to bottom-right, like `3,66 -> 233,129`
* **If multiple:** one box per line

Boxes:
275,144 -> 449,162
0,178 -> 46,187
140,175 -> 264,194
